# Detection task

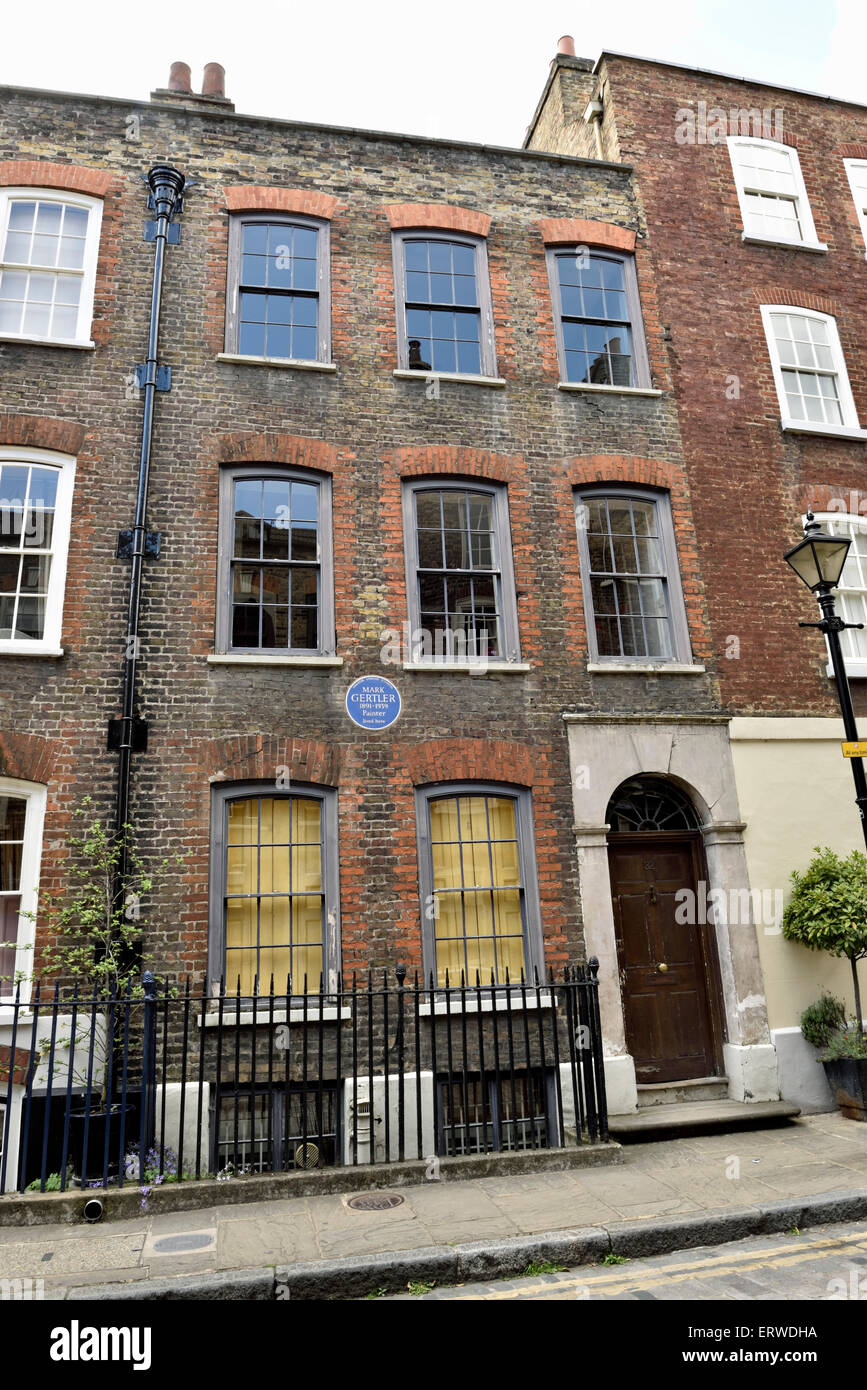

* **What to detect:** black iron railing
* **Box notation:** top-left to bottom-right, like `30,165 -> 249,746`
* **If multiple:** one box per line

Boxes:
0,962 -> 609,1194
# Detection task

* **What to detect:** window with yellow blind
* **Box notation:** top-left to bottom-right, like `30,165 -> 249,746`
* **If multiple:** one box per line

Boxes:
415,784 -> 543,988
210,784 -> 339,996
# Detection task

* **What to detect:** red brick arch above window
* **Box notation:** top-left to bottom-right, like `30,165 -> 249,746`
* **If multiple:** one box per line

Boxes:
753,288 -> 840,317
388,444 -> 518,484
564,454 -> 684,492
839,144 -> 867,160
537,218 -> 636,252
0,414 -> 86,456
0,160 -> 114,197
383,203 -> 491,237
0,731 -> 59,785
202,736 -> 341,787
405,739 -> 538,789
223,186 -> 339,219
216,432 -> 338,473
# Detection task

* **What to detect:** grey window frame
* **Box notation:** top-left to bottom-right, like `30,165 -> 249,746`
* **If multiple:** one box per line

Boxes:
575,486 -> 692,664
414,781 -> 544,989
225,211 -> 331,363
402,477 -> 521,663
546,246 -> 651,388
216,463 -> 335,656
208,780 -> 341,999
391,229 -> 497,377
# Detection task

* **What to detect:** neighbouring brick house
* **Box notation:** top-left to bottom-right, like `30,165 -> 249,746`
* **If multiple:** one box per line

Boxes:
526,39 -> 867,1112
7,43 -> 849,1183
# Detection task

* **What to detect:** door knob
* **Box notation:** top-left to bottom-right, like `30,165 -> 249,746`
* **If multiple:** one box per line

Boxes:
658,962 -> 669,973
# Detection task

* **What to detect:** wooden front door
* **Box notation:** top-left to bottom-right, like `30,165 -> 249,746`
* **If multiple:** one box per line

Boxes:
608,832 -> 720,1084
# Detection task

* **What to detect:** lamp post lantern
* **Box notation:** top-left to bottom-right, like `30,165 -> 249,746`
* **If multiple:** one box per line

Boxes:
784,511 -> 867,851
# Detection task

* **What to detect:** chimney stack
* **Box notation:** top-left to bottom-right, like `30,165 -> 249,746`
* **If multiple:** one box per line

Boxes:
151,62 -> 234,110
168,61 -> 192,94
202,63 -> 226,100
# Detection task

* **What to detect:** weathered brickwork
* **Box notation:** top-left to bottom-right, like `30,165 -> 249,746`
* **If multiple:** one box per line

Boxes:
0,79 -> 717,986
528,54 -> 867,716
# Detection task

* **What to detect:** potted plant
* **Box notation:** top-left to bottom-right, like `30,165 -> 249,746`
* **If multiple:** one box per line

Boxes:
783,847 -> 867,1121
14,799 -> 184,1179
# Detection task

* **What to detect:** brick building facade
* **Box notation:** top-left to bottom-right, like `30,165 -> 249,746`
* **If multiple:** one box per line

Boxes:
527,42 -> 867,1109
10,42 -> 859,1174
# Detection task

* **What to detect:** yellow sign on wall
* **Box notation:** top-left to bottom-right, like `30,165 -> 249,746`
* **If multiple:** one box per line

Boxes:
842,741 -> 867,758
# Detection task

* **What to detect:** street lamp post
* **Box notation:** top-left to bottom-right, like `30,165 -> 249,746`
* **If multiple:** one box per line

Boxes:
784,511 -> 867,852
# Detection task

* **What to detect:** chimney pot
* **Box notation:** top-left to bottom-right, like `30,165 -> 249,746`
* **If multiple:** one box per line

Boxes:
557,35 -> 576,57
168,61 -> 192,94
202,63 -> 226,99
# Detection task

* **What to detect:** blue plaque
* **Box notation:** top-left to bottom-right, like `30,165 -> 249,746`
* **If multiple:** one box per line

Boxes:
345,675 -> 402,731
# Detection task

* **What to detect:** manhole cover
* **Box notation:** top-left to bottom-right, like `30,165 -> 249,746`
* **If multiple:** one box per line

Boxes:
152,1232 -> 215,1253
347,1193 -> 405,1212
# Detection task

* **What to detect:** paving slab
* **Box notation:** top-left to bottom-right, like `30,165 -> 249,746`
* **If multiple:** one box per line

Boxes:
0,1113 -> 865,1297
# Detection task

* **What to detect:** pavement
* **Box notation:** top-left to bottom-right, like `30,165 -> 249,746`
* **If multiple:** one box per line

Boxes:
1,1111 -> 866,1300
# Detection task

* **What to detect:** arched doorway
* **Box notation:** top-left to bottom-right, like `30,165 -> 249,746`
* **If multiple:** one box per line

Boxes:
606,776 -> 724,1084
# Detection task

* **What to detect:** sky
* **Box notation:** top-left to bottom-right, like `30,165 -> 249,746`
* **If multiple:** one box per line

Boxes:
0,0 -> 863,146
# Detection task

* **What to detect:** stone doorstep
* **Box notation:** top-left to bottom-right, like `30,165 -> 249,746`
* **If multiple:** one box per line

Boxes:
68,1188 -> 867,1301
0,1140 -> 622,1228
609,1099 -> 801,1139
636,1077 -> 730,1108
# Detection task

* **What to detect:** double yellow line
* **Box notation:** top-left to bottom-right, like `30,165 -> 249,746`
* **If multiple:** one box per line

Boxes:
473,1228 -> 867,1300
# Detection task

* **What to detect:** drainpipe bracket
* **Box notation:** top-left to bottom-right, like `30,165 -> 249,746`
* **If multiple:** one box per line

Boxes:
107,717 -> 149,753
116,530 -> 162,560
132,363 -> 171,390
143,221 -> 181,244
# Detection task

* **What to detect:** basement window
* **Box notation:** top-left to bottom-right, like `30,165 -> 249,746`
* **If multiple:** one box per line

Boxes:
212,1086 -> 338,1172
437,1070 -> 557,1155
0,189 -> 102,346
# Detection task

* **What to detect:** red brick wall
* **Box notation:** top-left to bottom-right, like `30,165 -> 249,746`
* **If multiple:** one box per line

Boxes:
595,58 -> 867,714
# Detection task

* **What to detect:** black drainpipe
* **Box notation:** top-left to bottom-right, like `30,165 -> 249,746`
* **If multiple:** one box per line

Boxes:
110,163 -> 186,893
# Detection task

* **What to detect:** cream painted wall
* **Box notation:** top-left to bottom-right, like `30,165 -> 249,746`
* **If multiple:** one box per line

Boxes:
730,717 -> 864,1029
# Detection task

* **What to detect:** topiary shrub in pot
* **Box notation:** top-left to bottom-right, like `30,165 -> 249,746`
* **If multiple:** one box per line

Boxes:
785,848 -> 867,1121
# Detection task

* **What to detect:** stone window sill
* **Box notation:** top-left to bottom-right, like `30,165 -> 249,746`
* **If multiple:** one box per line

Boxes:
741,233 -> 828,254
419,991 -> 554,1016
0,334 -> 95,350
402,660 -> 531,676
0,646 -> 64,658
781,419 -> 867,441
557,381 -> 663,397
216,353 -> 337,373
587,662 -> 706,675
207,653 -> 343,668
198,1006 -> 352,1027
393,368 -> 507,388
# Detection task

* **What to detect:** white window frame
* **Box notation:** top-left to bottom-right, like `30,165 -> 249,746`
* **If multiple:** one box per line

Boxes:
727,138 -> 825,251
844,159 -> 867,259
808,511 -> 867,680
759,305 -> 866,440
0,447 -> 76,656
0,188 -> 102,348
0,779 -> 46,1008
